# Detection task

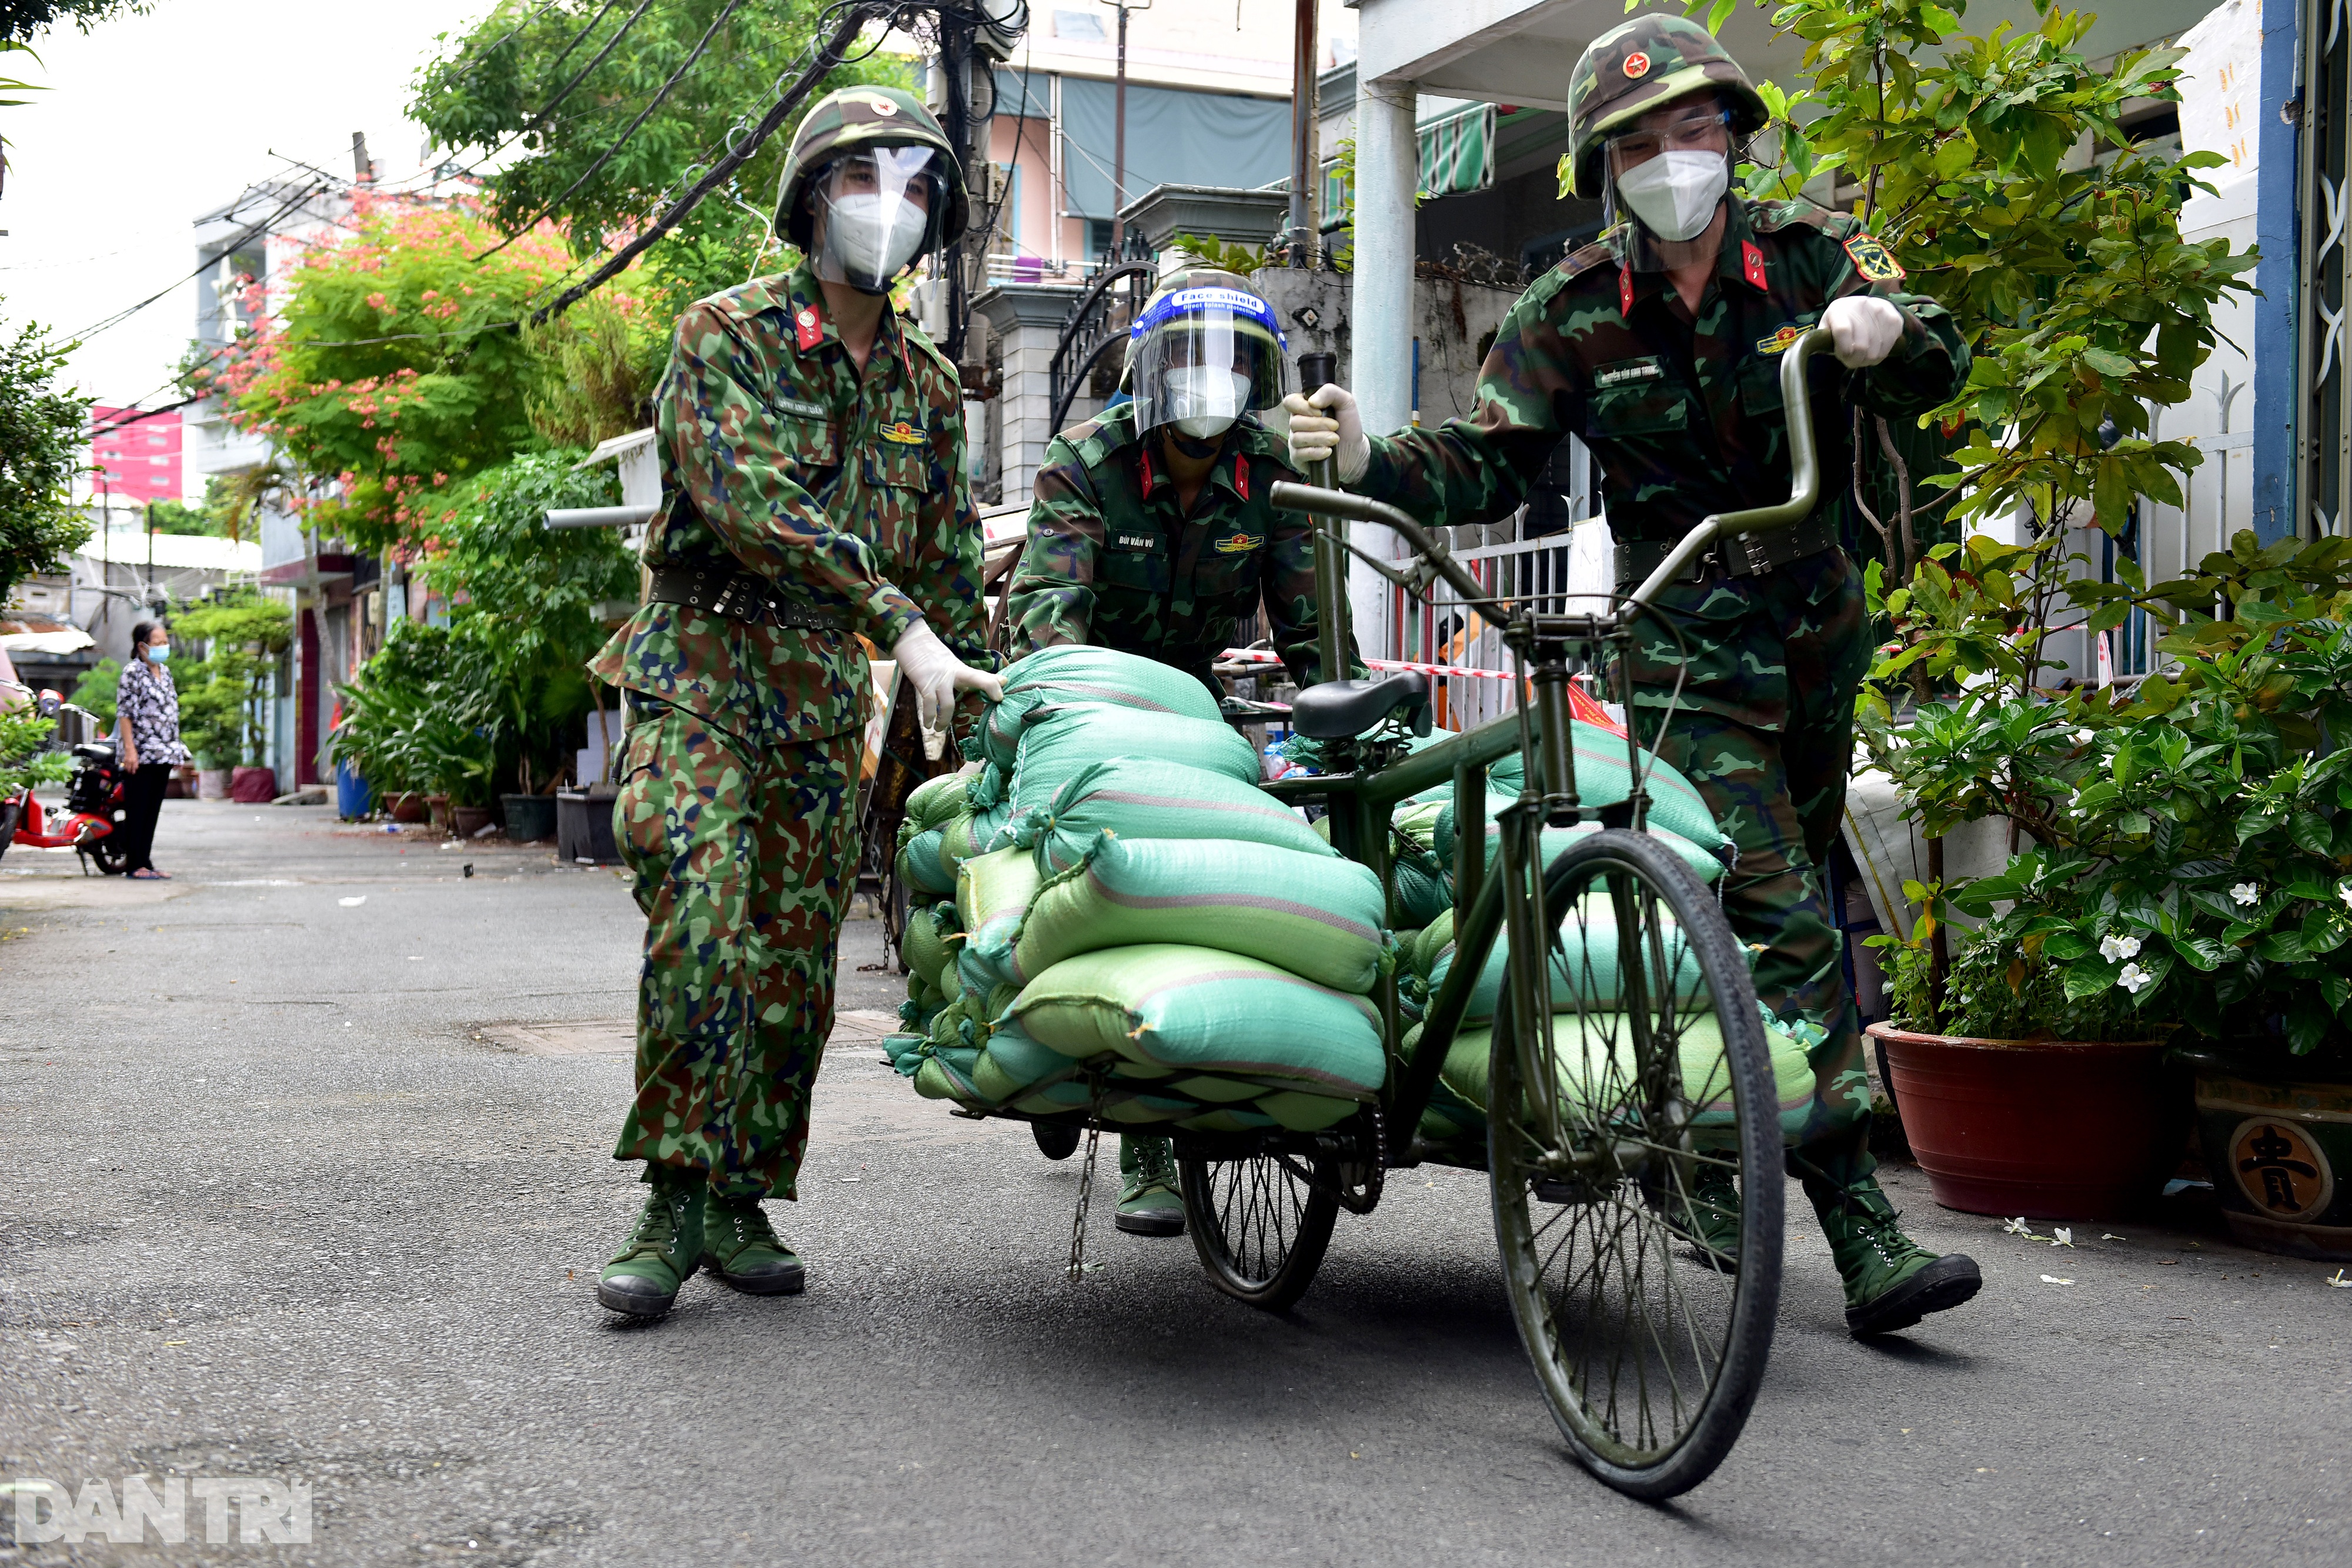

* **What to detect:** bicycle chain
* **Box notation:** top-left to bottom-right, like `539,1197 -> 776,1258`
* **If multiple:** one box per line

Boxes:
1066,1080 -> 1107,1282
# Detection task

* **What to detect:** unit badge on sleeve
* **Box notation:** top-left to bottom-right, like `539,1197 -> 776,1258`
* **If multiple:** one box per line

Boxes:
1842,233 -> 1906,283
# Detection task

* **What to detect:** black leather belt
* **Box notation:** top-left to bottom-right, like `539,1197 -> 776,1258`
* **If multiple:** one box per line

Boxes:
646,561 -> 843,631
1614,514 -> 1840,587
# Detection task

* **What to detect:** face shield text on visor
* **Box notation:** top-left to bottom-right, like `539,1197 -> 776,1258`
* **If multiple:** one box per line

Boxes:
1127,286 -> 1292,444
811,146 -> 942,295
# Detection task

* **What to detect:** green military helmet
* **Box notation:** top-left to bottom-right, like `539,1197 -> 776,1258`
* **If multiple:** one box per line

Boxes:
774,83 -> 971,253
1562,14 -> 1769,199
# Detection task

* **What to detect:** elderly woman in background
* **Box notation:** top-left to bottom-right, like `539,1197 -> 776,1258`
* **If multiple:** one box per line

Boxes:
114,620 -> 188,880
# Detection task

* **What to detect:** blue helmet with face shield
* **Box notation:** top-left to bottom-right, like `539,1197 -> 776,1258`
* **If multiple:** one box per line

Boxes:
1121,270 -> 1292,442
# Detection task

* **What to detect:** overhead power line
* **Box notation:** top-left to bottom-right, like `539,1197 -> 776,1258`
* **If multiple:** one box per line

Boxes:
57,180 -> 330,346
472,0 -> 751,263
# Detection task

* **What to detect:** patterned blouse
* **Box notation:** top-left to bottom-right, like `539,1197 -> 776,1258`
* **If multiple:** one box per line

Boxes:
116,657 -> 190,768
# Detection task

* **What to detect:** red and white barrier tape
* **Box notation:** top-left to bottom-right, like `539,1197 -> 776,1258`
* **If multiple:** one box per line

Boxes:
1218,647 -> 1516,682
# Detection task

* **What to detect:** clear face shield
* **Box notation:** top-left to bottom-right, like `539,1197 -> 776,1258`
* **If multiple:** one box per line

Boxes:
810,146 -> 944,295
1127,287 -> 1293,444
1602,102 -> 1735,263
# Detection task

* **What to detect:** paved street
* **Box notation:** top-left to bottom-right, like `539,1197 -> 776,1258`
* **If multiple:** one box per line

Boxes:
1,801 -> 2345,1566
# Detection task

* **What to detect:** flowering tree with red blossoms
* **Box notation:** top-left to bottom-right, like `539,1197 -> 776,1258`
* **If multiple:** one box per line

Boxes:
185,193 -> 639,554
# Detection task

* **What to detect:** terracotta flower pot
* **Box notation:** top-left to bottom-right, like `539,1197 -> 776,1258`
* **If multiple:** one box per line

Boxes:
386,791 -> 428,824
2180,1050 -> 2352,1261
452,804 -> 494,838
229,765 -> 278,803
1869,1023 -> 2184,1220
426,794 -> 452,833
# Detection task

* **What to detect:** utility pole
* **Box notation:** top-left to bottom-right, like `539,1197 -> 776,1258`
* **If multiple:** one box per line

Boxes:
1287,0 -> 1320,267
1101,0 -> 1151,256
938,18 -> 975,362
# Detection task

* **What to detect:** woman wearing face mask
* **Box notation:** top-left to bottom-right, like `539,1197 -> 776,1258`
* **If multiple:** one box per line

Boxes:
1005,269 -> 1358,1236
113,619 -> 188,880
1284,15 -> 1986,1342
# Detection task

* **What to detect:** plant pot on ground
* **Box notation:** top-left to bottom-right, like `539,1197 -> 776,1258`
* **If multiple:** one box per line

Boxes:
2176,1047 -> 2352,1261
500,792 -> 556,842
229,765 -> 277,803
1870,1023 -> 2182,1219
452,804 -> 494,838
555,789 -> 622,864
196,767 -> 232,800
426,794 -> 452,833
386,791 -> 427,823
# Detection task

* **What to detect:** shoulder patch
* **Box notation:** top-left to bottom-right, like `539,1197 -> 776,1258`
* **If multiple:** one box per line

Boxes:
1555,239 -> 1615,281
1842,233 -> 1906,283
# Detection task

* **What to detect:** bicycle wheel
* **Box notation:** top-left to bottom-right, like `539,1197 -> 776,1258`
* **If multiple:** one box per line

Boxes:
1488,827 -> 1783,1499
1178,1146 -> 1339,1312
1032,1121 -> 1083,1161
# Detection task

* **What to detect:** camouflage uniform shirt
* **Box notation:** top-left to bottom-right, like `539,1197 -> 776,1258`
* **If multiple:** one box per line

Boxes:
590,260 -> 988,744
1361,195 -> 1969,557
1007,403 -> 1330,684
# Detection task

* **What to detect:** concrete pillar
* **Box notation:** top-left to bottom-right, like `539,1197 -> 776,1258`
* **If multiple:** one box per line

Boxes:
972,280 -> 1084,511
1349,75 -> 1419,659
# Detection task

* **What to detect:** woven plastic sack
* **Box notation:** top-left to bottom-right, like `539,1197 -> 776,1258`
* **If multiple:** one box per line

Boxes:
1007,704 -> 1260,817
983,645 -> 1225,768
896,828 -> 957,895
1009,944 -> 1385,1095
942,803 -> 1011,867
1423,892 -> 1706,1021
1014,837 -> 1389,994
955,845 -> 1043,991
1486,721 -> 1728,852
901,765 -> 980,842
1433,1008 -> 1815,1141
900,904 -> 957,992
1011,756 -> 1334,874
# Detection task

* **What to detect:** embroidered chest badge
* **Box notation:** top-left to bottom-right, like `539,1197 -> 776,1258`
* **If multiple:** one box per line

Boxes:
1842,233 -> 1906,283
877,419 -> 926,445
1755,323 -> 1809,356
1215,533 -> 1265,554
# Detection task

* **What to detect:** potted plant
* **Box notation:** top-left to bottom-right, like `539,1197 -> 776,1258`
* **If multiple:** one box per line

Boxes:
172,591 -> 292,803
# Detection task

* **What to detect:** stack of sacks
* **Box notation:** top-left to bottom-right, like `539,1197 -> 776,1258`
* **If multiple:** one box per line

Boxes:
877,643 -> 1396,1132
1396,904 -> 1818,1149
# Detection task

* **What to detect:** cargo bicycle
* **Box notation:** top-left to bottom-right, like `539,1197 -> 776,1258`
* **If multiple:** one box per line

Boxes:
958,327 -> 1835,1497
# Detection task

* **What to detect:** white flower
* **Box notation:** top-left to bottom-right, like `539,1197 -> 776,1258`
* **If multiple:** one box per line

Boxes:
2073,728 -> 2095,745
2100,933 -> 2143,962
2002,1216 -> 2049,1241
2117,962 -> 2154,995
2052,1228 -> 2076,1248
2102,1232 -> 2129,1242
2340,881 -> 2352,910
2231,882 -> 2260,907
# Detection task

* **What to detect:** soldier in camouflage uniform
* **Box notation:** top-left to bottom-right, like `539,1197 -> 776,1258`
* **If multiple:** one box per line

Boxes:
1288,14 -> 1982,1337
590,86 -> 1001,1318
1008,270 -> 1347,1234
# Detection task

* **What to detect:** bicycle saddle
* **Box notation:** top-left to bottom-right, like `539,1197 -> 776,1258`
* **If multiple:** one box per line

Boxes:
71,741 -> 116,763
1289,671 -> 1432,740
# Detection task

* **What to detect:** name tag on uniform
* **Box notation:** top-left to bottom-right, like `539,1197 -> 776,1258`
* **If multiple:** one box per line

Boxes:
1111,533 -> 1155,551
774,396 -> 828,420
1594,357 -> 1663,389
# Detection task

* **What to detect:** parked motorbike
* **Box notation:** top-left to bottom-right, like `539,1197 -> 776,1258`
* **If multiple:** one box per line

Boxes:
0,688 -> 128,874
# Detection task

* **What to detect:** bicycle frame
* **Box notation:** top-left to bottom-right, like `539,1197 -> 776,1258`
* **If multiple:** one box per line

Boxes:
1267,326 -> 1832,1165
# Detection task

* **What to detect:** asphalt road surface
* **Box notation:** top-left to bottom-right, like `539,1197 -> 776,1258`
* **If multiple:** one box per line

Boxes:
1,802 -> 2344,1566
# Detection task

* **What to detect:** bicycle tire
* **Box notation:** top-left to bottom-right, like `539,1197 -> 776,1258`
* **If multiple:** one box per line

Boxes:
89,835 -> 129,876
1032,1122 -> 1083,1161
1487,827 -> 1783,1499
1178,1146 -> 1339,1312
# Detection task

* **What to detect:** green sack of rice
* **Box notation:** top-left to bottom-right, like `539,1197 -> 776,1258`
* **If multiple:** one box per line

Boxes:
901,765 -> 981,844
1432,1007 -> 1815,1142
1010,756 -> 1334,874
1013,837 -> 1389,994
913,1045 -> 984,1103
1409,911 -> 1455,979
1009,944 -> 1385,1095
981,645 -> 1224,768
1485,721 -> 1727,853
900,904 -> 956,992
896,827 -> 957,895
1424,892 -> 1706,1020
1007,704 -> 1261,818
956,845 -> 1042,988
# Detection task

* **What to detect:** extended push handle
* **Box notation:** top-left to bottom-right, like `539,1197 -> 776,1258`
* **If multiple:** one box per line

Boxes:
1622,324 -> 1833,607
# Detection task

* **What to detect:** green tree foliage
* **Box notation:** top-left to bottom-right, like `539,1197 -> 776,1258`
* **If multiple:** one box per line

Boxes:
171,591 -> 293,769
409,0 -> 905,255
1,1 -> 149,40
0,703 -> 68,796
66,656 -> 118,727
184,200 -> 581,553
0,309 -> 92,605
338,452 -> 634,803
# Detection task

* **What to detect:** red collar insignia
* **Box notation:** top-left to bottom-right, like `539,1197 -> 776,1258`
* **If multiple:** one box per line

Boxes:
1742,241 -> 1768,291
1619,261 -> 1634,318
1232,453 -> 1248,500
1139,446 -> 1155,495
794,305 -> 823,352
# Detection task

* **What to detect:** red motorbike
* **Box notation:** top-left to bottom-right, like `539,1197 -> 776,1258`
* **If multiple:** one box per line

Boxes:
0,689 -> 128,874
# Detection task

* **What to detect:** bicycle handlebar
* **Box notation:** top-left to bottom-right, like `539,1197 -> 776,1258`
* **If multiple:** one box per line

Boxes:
1268,324 -> 1835,620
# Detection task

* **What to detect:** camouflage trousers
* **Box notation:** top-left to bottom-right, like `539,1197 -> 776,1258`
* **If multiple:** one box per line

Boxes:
1623,547 -> 1875,1185
610,700 -> 862,1202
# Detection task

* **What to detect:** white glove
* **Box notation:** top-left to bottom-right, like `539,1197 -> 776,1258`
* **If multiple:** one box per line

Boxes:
892,621 -> 1004,737
1281,383 -> 1369,484
1823,295 -> 1906,369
